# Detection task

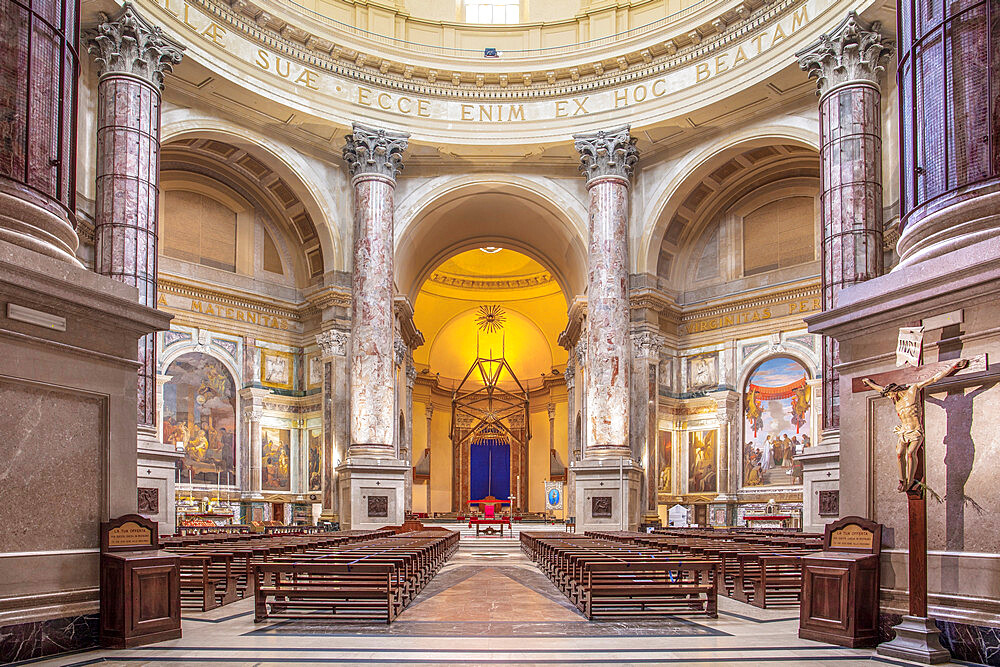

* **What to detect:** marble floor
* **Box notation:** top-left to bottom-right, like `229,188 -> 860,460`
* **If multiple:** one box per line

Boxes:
24,532 -> 968,667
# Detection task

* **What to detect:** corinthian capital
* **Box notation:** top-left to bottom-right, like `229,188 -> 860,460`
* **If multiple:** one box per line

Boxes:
316,329 -> 349,358
573,126 -> 639,185
87,2 -> 184,89
795,11 -> 893,96
631,330 -> 665,360
343,123 -> 409,181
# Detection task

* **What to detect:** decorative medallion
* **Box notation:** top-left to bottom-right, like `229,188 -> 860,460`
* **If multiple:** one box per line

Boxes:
476,304 -> 506,334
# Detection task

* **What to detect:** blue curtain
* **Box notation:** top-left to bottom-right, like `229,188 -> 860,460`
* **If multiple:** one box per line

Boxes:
470,438 -> 510,501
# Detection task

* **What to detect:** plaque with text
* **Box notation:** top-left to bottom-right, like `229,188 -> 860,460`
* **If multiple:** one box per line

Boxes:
822,516 -> 881,555
101,514 -> 159,552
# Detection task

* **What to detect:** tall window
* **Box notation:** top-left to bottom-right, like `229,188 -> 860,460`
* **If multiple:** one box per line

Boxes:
465,0 -> 519,24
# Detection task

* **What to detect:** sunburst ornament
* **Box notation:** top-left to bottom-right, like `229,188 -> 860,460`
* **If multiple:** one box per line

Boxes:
476,304 -> 506,334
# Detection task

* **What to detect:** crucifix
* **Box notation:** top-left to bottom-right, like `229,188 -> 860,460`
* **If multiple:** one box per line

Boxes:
855,350 -> 987,663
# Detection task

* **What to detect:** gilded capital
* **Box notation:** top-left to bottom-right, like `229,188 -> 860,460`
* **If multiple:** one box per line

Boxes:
87,2 -> 184,89
343,123 -> 409,181
795,11 -> 893,96
573,126 -> 638,184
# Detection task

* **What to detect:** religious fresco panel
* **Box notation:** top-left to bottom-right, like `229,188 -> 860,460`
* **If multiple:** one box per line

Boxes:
261,427 -> 291,491
688,430 -> 717,493
657,430 -> 672,493
308,428 -> 322,492
742,356 -> 810,488
163,352 -> 237,485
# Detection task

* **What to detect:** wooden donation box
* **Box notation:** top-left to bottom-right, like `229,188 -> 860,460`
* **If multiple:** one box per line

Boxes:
100,514 -> 181,648
799,516 -> 882,648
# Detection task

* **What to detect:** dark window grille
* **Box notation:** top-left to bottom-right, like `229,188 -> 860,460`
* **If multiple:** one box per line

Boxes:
0,0 -> 79,222
898,0 -> 1000,227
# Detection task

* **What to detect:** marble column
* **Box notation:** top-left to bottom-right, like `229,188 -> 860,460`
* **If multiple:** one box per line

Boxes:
574,126 -> 637,459
796,13 -> 891,440
631,330 -> 663,522
424,404 -> 434,515
339,124 -> 409,529
0,0 -> 82,265
87,5 -> 183,431
240,387 -> 269,497
404,358 -> 416,515
316,328 -> 349,522
572,127 -> 642,532
564,358 -> 576,519
342,124 -> 408,457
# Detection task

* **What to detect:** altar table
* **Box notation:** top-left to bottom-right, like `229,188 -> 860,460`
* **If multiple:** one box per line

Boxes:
468,518 -> 512,536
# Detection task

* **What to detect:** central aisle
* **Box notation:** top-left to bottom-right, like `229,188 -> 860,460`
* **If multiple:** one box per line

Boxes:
36,532 -> 946,666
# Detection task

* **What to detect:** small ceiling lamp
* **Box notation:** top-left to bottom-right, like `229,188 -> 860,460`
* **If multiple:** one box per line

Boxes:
480,246 -> 502,254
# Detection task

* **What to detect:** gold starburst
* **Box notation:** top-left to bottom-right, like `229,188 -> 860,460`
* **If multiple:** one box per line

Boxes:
476,304 -> 506,333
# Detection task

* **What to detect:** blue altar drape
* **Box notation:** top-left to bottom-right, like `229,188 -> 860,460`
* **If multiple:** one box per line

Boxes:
470,438 -> 510,501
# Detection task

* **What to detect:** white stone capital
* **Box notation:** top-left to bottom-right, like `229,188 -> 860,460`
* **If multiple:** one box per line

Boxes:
573,125 -> 638,185
87,2 -> 185,90
796,11 -> 893,97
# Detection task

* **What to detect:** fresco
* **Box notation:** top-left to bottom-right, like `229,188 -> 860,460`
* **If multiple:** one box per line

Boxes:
163,352 -> 237,485
688,430 -> 717,493
308,428 -> 322,492
742,356 -> 810,487
657,430 -> 672,493
262,427 -> 291,491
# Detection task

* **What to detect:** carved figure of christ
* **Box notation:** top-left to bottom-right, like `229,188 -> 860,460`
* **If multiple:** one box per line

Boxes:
860,359 -> 969,493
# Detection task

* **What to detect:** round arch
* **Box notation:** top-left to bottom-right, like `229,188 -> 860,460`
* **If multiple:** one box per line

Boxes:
159,110 -> 347,273
636,121 -> 821,275
395,175 -> 588,303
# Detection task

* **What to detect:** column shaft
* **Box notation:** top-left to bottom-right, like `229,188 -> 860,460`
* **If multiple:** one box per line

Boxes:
586,176 -> 631,457
797,12 -> 891,432
87,5 -> 183,429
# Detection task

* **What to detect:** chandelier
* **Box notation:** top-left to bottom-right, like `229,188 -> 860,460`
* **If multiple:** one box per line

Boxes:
475,304 -> 506,333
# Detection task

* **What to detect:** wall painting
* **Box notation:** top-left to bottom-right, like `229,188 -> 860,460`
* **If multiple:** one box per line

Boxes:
163,352 -> 237,485
688,430 -> 717,493
262,427 -> 291,491
742,356 -> 810,488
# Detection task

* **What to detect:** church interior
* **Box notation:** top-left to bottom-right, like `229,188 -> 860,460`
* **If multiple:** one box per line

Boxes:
1,0 -> 999,664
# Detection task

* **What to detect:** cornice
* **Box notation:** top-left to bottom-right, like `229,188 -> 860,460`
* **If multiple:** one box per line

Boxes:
557,295 -> 588,350
678,280 -> 819,322
428,270 -> 553,290
190,0 -> 802,100
302,284 -> 352,311
158,277 -> 300,320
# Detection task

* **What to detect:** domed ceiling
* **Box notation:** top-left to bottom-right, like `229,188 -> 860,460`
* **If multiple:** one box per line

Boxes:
413,248 -> 568,385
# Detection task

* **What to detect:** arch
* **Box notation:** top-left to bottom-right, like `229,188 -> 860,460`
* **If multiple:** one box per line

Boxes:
395,174 -> 589,303
160,109 -> 347,273
637,120 -> 821,276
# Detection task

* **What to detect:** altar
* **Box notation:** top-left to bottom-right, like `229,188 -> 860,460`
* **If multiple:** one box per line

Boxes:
744,514 -> 793,529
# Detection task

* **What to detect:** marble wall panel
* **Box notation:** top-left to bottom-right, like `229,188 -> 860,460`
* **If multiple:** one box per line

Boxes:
0,379 -> 103,554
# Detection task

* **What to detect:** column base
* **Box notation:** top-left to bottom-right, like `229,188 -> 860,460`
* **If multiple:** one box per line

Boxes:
136,427 -> 183,536
797,442 -> 840,533
876,616 -> 951,664
571,459 -> 643,532
337,457 -> 408,530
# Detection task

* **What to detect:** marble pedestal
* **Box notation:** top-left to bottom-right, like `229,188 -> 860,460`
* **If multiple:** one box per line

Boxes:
876,616 -> 950,664
136,430 -> 183,536
806,235 -> 1000,663
337,457 -> 408,530
0,240 -> 170,662
798,443 -> 840,533
571,459 -> 643,533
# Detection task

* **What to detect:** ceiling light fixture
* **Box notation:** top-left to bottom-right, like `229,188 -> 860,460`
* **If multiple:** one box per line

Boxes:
480,246 -> 502,254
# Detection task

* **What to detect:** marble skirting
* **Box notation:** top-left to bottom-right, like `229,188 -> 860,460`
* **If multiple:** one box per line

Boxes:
0,613 -> 98,664
879,612 -> 1000,665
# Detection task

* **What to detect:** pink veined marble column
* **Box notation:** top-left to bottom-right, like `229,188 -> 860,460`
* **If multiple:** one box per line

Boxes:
797,13 -> 892,434
87,5 -> 183,428
574,126 -> 638,459
342,124 -> 408,456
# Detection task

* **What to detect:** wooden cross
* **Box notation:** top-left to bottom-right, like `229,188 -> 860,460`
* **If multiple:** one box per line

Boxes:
853,353 -> 987,618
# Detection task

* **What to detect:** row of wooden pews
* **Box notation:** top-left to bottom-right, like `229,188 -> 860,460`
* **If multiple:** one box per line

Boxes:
159,530 -> 394,612
588,528 -> 822,609
253,530 -> 461,623
521,531 -> 718,620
